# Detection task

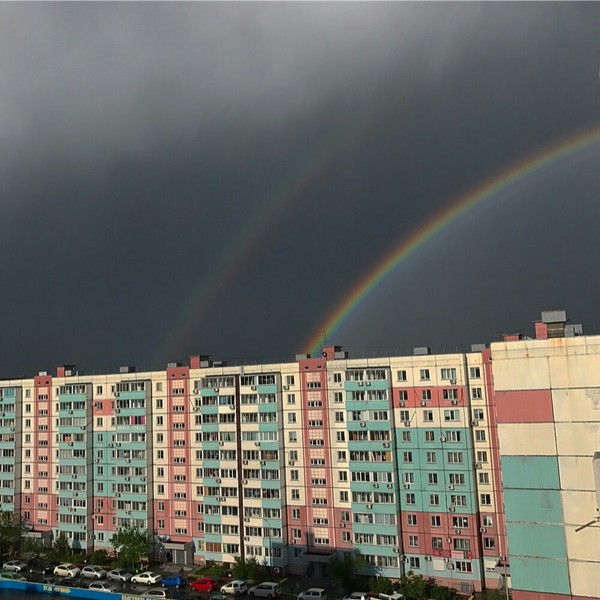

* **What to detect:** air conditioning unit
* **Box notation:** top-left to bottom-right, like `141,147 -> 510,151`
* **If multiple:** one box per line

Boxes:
480,527 -> 487,533
80,426 -> 86,430
216,478 -> 221,483
229,405 -> 235,410
69,410 -> 73,414
244,517 -> 250,522
126,459 -> 130,463
194,389 -> 200,394
387,483 -> 393,489
474,462 -> 482,469
68,442 -> 73,446
194,407 -> 200,412
213,388 -> 219,392
115,493 -> 120,497
450,379 -> 457,385
115,393 -> 120,397
399,401 -> 405,407
108,443 -> 114,447
340,523 -> 345,528
219,441 -> 224,446
451,400 -> 458,405
243,480 -> 248,484
365,381 -> 371,387
283,385 -> 289,390
116,442 -> 121,447
254,442 -> 260,447
403,421 -> 410,427
440,436 -> 446,442
471,420 -> 479,426
244,536 -> 250,541
373,483 -> 379,488
125,476 -> 130,481
360,421 -> 366,427
261,460 -> 266,465
141,477 -> 146,482
366,503 -> 373,509
383,442 -> 390,448
94,459 -> 99,463
448,506 -> 456,512
446,537 -> 452,543
420,401 -> 427,406
448,484 -> 455,490
393,548 -> 399,553
251,385 -> 257,390
403,483 -> 410,489
446,562 -> 454,570
454,528 -> 461,534
402,555 -> 409,563
424,555 -> 432,561
243,460 -> 248,465
357,382 -> 364,387
288,461 -> 295,466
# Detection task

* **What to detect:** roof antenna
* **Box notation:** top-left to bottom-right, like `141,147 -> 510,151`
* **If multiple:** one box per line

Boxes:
575,452 -> 600,532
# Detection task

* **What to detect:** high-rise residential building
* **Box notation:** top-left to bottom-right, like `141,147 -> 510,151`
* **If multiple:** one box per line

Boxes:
0,310 -> 597,600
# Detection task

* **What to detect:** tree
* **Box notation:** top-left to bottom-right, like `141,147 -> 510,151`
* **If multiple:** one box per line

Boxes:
0,510 -> 22,557
231,555 -> 268,582
48,532 -> 72,563
328,553 -> 367,592
399,573 -> 431,600
370,577 -> 394,595
110,526 -> 151,569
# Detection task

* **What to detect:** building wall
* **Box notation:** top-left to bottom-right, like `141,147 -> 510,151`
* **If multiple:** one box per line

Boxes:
492,336 -> 600,600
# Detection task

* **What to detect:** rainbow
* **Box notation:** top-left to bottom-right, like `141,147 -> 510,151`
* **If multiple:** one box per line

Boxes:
303,124 -> 600,355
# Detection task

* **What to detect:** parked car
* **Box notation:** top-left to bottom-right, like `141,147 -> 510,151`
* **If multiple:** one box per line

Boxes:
131,571 -> 162,585
190,576 -> 218,592
88,581 -> 120,593
248,582 -> 282,598
2,560 -> 28,573
375,594 -> 404,600
107,568 -> 133,582
161,574 -> 187,588
146,588 -> 170,599
298,589 -> 327,600
221,580 -> 248,595
54,563 -> 81,578
81,565 -> 107,579
342,593 -> 369,600
0,570 -> 27,581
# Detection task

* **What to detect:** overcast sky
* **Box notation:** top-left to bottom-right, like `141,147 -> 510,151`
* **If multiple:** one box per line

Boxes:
1,3 -> 599,377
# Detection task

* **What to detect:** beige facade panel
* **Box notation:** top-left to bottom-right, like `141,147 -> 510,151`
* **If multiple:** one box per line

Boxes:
490,355 -> 551,391
555,422 -> 600,456
552,387 -> 600,422
561,490 -> 598,528
559,456 -> 596,491
548,352 -> 600,390
497,423 -> 557,455
564,524 -> 600,563
569,560 -> 600,597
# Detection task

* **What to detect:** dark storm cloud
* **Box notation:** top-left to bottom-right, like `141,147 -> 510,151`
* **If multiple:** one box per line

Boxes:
0,3 -> 599,376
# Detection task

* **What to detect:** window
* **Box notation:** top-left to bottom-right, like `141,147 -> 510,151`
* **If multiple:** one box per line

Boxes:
482,515 -> 493,527
455,561 -> 472,573
479,472 -> 490,485
339,491 -> 349,502
470,367 -> 481,378
336,431 -> 345,442
156,382 -> 163,392
453,516 -> 469,528
291,489 -> 300,500
472,387 -> 483,400
441,368 -> 456,380
480,493 -> 492,506
432,536 -> 443,549
334,392 -> 343,403
409,535 -> 419,547
335,412 -> 344,423
398,390 -> 408,401
338,471 -> 348,482
422,389 -> 432,401
288,413 -> 296,424
402,431 -> 411,442
288,431 -> 297,443
156,416 -> 163,426
443,388 -> 458,400
423,410 -> 434,422
447,452 -> 463,464
428,473 -> 438,485
333,373 -> 342,383
409,557 -> 420,569
473,408 -> 485,421
431,515 -> 441,527
484,537 -> 495,550
397,370 -> 407,382
454,538 -> 471,551
429,494 -> 439,506
287,394 -> 296,405
400,410 -> 410,421
477,450 -> 488,463
425,430 -> 435,442
407,514 -> 417,526
286,375 -> 295,386
426,452 -> 437,464
444,410 -> 460,422
419,369 -> 430,381
403,452 -> 413,463
292,508 -> 300,519
290,470 -> 299,481
475,430 -> 487,442
405,493 -> 416,505
337,451 -> 347,462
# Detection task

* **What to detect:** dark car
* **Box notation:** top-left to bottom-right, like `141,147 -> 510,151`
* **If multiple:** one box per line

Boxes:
161,574 -> 187,588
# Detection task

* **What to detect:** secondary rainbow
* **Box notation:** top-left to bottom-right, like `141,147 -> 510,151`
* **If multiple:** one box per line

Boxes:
304,124 -> 600,355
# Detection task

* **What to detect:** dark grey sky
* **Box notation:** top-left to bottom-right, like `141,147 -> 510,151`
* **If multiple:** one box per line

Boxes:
1,3 -> 599,377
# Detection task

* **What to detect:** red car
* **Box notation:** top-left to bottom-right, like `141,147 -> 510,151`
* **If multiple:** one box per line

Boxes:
190,577 -> 219,593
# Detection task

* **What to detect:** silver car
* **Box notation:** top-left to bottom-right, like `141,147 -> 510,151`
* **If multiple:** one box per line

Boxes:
81,565 -> 107,579
2,560 -> 28,573
88,581 -> 120,593
107,568 -> 133,582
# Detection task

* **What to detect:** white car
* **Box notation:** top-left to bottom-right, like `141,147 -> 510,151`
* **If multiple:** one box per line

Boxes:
342,593 -> 369,600
248,582 -> 282,598
88,581 -> 120,593
2,560 -> 28,573
54,563 -> 81,578
146,589 -> 169,599
81,565 -> 107,579
131,571 -> 162,585
298,589 -> 327,600
221,580 -> 249,595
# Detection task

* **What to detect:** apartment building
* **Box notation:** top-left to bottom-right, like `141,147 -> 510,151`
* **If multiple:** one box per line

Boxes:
1,309 -> 597,598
